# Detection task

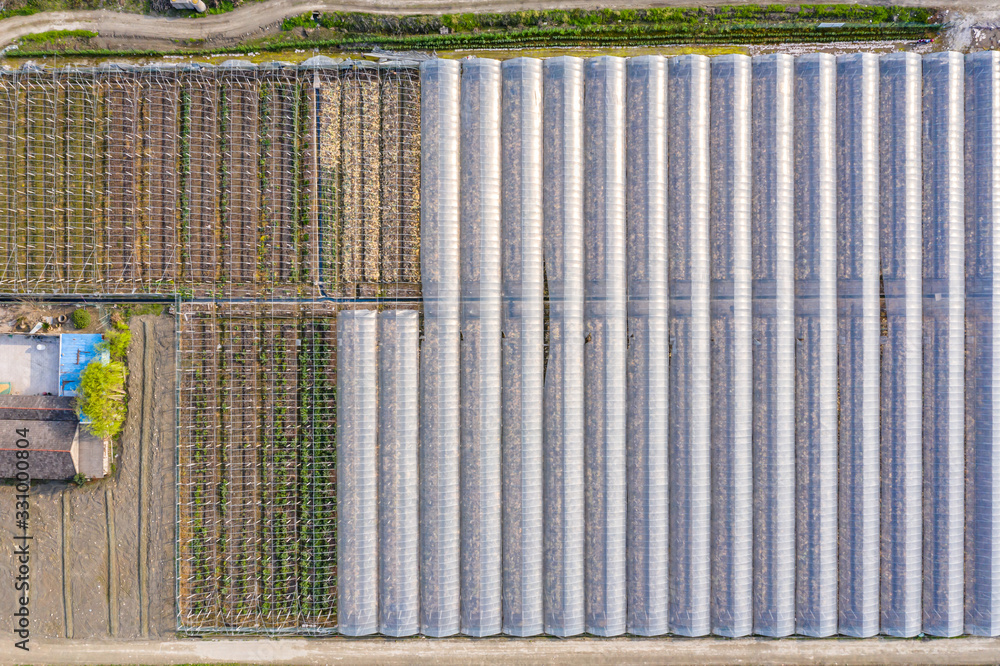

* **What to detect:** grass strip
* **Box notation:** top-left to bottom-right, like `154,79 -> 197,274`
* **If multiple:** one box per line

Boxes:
7,22 -> 941,58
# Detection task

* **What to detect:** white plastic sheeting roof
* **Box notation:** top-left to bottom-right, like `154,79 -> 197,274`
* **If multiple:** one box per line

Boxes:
337,52 -> 1000,639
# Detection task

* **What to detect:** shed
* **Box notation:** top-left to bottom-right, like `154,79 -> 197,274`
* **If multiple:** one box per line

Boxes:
0,395 -> 108,480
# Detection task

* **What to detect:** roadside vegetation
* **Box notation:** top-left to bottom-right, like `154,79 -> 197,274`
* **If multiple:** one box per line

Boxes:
273,5 -> 939,50
20,28 -> 95,42
282,5 -> 935,33
5,4 -> 942,57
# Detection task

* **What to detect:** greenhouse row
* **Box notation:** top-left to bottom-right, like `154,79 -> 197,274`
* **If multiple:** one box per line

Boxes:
335,51 -> 1000,638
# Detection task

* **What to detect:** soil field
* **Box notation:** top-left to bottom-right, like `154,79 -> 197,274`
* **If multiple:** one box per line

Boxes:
0,65 -> 420,298
0,314 -> 176,640
317,71 -> 342,291
103,71 -> 141,290
184,70 -> 219,289
63,70 -> 101,288
141,70 -> 180,287
0,78 -> 15,289
176,303 -> 338,632
260,72 -> 303,291
317,65 -> 421,299
220,70 -> 261,290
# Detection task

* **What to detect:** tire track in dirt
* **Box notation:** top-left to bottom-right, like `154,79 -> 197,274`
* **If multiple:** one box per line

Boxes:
139,320 -> 153,638
106,487 -> 118,637
61,494 -> 72,638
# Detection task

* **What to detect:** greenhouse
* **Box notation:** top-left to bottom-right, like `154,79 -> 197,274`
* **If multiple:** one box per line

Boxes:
335,52 -> 1000,640
4,51 -> 993,639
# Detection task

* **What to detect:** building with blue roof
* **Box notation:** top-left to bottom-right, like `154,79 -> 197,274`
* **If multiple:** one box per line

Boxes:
59,333 -> 109,398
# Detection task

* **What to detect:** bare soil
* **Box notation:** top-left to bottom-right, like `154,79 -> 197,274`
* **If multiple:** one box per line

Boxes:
0,302 -> 104,335
0,314 -> 176,641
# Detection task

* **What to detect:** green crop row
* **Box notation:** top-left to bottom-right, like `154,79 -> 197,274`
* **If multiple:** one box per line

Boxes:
258,83 -> 273,287
217,88 -> 230,285
282,5 -> 935,34
8,8 -> 941,59
18,29 -> 96,43
179,89 -> 191,271
295,84 -> 310,284
296,320 -> 337,616
327,23 -> 937,50
181,316 -> 338,627
187,344 -> 215,614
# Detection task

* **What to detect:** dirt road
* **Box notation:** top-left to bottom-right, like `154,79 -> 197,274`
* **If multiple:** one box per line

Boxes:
0,0 -> 992,51
2,636 -> 1000,666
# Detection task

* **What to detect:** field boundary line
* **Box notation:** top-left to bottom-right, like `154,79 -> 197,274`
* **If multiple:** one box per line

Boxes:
106,487 -> 119,637
61,492 -> 73,639
139,319 -> 153,638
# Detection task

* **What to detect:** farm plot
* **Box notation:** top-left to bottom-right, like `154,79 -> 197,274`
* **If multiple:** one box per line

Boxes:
101,69 -> 142,290
139,69 -> 180,288
0,69 -> 103,293
338,66 -> 370,287
0,71 -> 104,294
177,313 -> 224,625
0,63 -> 420,297
61,70 -> 102,289
177,303 -> 339,632
176,66 -> 317,299
0,75 -> 19,290
259,70 -> 309,295
317,71 -> 341,290
0,67 -> 183,295
380,67 -> 421,289
317,64 -> 421,298
297,71 -> 317,294
219,68 -> 261,293
19,73 -> 62,290
181,70 -> 219,291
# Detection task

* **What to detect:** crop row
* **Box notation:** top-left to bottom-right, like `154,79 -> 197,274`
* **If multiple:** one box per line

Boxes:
0,68 -> 420,296
283,6 -> 936,35
336,23 -> 936,50
316,67 -> 421,296
178,312 -> 339,630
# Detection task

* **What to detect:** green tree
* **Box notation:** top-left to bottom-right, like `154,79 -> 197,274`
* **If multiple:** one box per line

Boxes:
75,360 -> 128,439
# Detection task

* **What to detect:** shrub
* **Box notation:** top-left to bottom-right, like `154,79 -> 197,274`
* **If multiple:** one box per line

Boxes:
72,473 -> 88,487
75,360 -> 128,439
20,29 -> 96,43
100,322 -> 132,362
71,308 -> 91,329
120,303 -> 164,319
